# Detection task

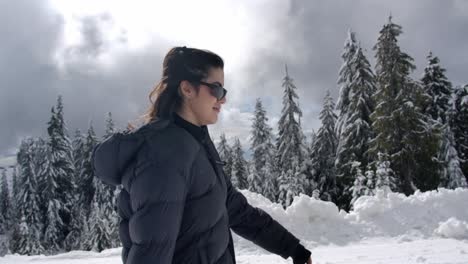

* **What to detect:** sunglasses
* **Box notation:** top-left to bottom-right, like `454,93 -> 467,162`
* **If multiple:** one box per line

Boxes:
194,81 -> 227,101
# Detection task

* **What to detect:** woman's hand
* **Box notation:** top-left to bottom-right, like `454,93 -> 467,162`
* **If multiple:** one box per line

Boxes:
292,244 -> 312,264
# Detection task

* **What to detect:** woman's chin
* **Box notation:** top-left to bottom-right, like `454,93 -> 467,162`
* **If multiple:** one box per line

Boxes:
208,115 -> 218,125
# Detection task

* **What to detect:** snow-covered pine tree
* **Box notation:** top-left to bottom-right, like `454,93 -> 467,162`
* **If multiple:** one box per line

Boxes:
420,52 -> 459,191
33,137 -> 48,188
276,65 -> 308,207
8,166 -> 19,249
83,177 -> 112,251
12,166 -> 18,205
335,29 -> 358,140
308,130 -> 317,154
64,125 -> 96,251
310,90 -> 338,203
335,42 -> 376,210
72,129 -> 85,185
31,137 -> 53,251
104,112 -> 116,138
13,138 -> 44,255
0,169 -> 12,236
438,125 -> 468,189
350,161 -> 368,208
249,98 -> 276,195
231,138 -> 249,190
451,85 -> 468,182
374,152 -> 397,193
79,124 -> 98,218
217,134 -> 234,181
0,170 -> 11,233
304,130 -> 318,197
103,112 -> 121,248
263,150 -> 279,203
41,96 -> 76,252
370,16 -> 439,194
364,166 -> 376,196
421,52 -> 453,125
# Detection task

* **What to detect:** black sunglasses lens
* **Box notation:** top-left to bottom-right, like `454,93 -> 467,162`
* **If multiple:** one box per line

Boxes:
221,88 -> 227,100
211,84 -> 225,100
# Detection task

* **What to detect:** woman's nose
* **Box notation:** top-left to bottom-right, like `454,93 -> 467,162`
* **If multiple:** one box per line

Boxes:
219,96 -> 227,104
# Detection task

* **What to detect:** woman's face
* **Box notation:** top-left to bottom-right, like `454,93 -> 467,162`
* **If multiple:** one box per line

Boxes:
185,67 -> 226,126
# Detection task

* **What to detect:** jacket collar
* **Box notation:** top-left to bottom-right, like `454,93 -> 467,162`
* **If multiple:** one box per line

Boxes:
172,112 -> 209,144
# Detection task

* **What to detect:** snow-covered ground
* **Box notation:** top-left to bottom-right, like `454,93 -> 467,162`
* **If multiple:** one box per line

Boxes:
2,188 -> 468,264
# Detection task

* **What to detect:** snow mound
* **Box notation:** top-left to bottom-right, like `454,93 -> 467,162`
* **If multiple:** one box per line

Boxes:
434,217 -> 468,239
349,188 -> 468,238
236,187 -> 468,247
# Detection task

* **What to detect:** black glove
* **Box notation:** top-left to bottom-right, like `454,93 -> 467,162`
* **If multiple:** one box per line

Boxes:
292,244 -> 311,264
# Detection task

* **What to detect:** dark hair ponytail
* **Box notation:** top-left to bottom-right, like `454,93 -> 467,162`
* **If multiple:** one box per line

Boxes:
137,46 -> 223,126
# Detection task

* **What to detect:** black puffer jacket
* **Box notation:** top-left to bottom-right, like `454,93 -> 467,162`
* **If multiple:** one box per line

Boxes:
92,114 -> 307,264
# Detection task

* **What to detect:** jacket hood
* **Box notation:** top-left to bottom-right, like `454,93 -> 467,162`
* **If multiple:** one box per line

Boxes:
91,119 -> 170,186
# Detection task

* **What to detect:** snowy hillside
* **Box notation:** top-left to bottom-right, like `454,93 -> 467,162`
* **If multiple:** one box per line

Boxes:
2,188 -> 468,263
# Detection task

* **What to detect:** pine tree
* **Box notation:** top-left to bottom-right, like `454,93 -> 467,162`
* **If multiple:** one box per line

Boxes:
41,96 -> 76,252
439,126 -> 468,189
374,152 -> 397,193
335,42 -> 377,210
451,85 -> 468,182
61,129 -> 85,250
77,123 -> 104,250
336,29 -> 358,139
83,177 -> 112,251
82,120 -> 115,251
102,113 -> 121,248
231,138 -> 249,190
0,169 -> 12,234
350,161 -> 368,207
276,65 -> 307,207
364,166 -> 376,196
72,129 -> 86,184
421,52 -> 452,124
310,90 -> 338,202
13,138 -> 44,255
8,166 -> 19,252
11,166 -> 19,212
217,134 -> 234,181
263,154 -> 279,203
304,130 -> 318,197
420,52 -> 461,192
104,112 -> 116,138
249,98 -> 276,195
79,124 -> 98,219
32,137 -> 52,249
370,16 -> 439,194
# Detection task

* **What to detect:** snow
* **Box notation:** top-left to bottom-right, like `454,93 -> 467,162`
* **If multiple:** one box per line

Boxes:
462,95 -> 468,106
434,218 -> 468,240
2,188 -> 468,263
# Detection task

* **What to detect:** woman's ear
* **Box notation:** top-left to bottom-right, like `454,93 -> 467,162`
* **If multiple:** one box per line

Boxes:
179,80 -> 194,99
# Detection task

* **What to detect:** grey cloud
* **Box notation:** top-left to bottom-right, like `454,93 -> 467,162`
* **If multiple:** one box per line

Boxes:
1,0 -> 467,157
0,1 -> 169,156
0,0 -> 63,155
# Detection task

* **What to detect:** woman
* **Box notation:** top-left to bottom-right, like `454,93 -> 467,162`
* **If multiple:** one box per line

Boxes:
92,46 -> 312,264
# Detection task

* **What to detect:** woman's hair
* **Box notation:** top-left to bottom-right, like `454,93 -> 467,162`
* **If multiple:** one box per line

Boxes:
133,46 -> 223,127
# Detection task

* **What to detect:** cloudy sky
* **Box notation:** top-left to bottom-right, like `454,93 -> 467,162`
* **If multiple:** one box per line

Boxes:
1,0 -> 467,157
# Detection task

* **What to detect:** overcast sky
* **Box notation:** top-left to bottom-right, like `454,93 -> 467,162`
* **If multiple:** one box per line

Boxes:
1,0 -> 467,157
